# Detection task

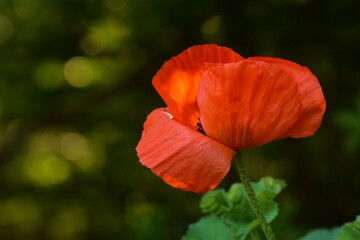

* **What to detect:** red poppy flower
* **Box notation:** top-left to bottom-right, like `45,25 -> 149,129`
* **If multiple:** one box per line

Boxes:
136,44 -> 326,193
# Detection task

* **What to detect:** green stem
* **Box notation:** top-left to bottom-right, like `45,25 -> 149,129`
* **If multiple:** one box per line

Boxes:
249,229 -> 262,240
234,151 -> 276,240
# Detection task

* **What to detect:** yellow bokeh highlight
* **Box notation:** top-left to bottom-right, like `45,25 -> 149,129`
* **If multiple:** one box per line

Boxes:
48,206 -> 87,240
201,16 -> 221,34
13,0 -> 40,19
0,198 -> 42,234
28,131 -> 59,155
22,155 -> 71,187
34,61 -> 64,89
64,56 -> 94,88
124,191 -> 155,229
0,15 -> 14,45
59,132 -> 103,171
60,132 -> 89,161
80,27 -> 108,55
103,0 -> 128,11
8,130 -> 104,188
80,18 -> 131,56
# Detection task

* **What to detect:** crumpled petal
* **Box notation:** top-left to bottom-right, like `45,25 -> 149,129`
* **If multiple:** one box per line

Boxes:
136,108 -> 235,193
248,57 -> 326,137
197,60 -> 302,150
152,44 -> 243,129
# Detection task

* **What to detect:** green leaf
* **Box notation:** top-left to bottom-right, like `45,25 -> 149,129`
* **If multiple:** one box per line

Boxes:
299,215 -> 360,240
253,177 -> 286,223
253,177 -> 287,201
336,215 -> 360,240
181,216 -> 236,240
200,189 -> 233,215
227,183 -> 244,205
183,177 -> 286,240
225,177 -> 286,239
299,228 -> 342,240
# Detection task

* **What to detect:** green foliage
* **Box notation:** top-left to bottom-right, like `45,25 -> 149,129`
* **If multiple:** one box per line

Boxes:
200,189 -> 233,215
299,216 -> 360,240
183,177 -> 286,240
336,216 -> 360,240
181,216 -> 236,240
299,228 -> 342,240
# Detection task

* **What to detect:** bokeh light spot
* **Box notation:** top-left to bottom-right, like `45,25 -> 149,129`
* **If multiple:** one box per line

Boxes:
13,0 -> 40,19
0,197 -> 42,234
34,61 -> 64,89
64,57 -> 94,88
103,0 -> 128,11
0,15 -> 14,45
201,16 -> 220,34
60,132 -> 89,161
60,132 -> 103,172
22,155 -> 71,187
80,27 -> 108,55
124,193 -> 155,230
28,131 -> 59,155
28,131 -> 59,156
48,206 -> 87,240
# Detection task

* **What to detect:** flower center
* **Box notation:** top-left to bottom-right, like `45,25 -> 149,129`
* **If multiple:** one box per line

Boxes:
196,118 -> 206,135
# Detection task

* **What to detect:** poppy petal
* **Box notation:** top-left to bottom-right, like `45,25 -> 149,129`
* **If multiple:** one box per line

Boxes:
248,57 -> 326,137
136,108 -> 235,193
198,60 -> 303,150
152,44 -> 243,129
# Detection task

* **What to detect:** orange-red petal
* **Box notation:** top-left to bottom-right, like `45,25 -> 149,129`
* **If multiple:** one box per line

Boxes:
248,57 -> 326,138
197,60 -> 303,150
136,108 -> 235,193
152,44 -> 243,129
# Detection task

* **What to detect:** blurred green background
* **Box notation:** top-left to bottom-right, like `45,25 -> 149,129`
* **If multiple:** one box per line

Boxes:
0,0 -> 359,239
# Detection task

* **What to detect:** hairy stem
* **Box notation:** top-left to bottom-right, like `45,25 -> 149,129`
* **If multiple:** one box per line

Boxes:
234,151 -> 276,240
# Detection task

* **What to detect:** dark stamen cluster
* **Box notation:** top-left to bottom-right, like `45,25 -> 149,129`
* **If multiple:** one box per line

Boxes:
196,118 -> 206,135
